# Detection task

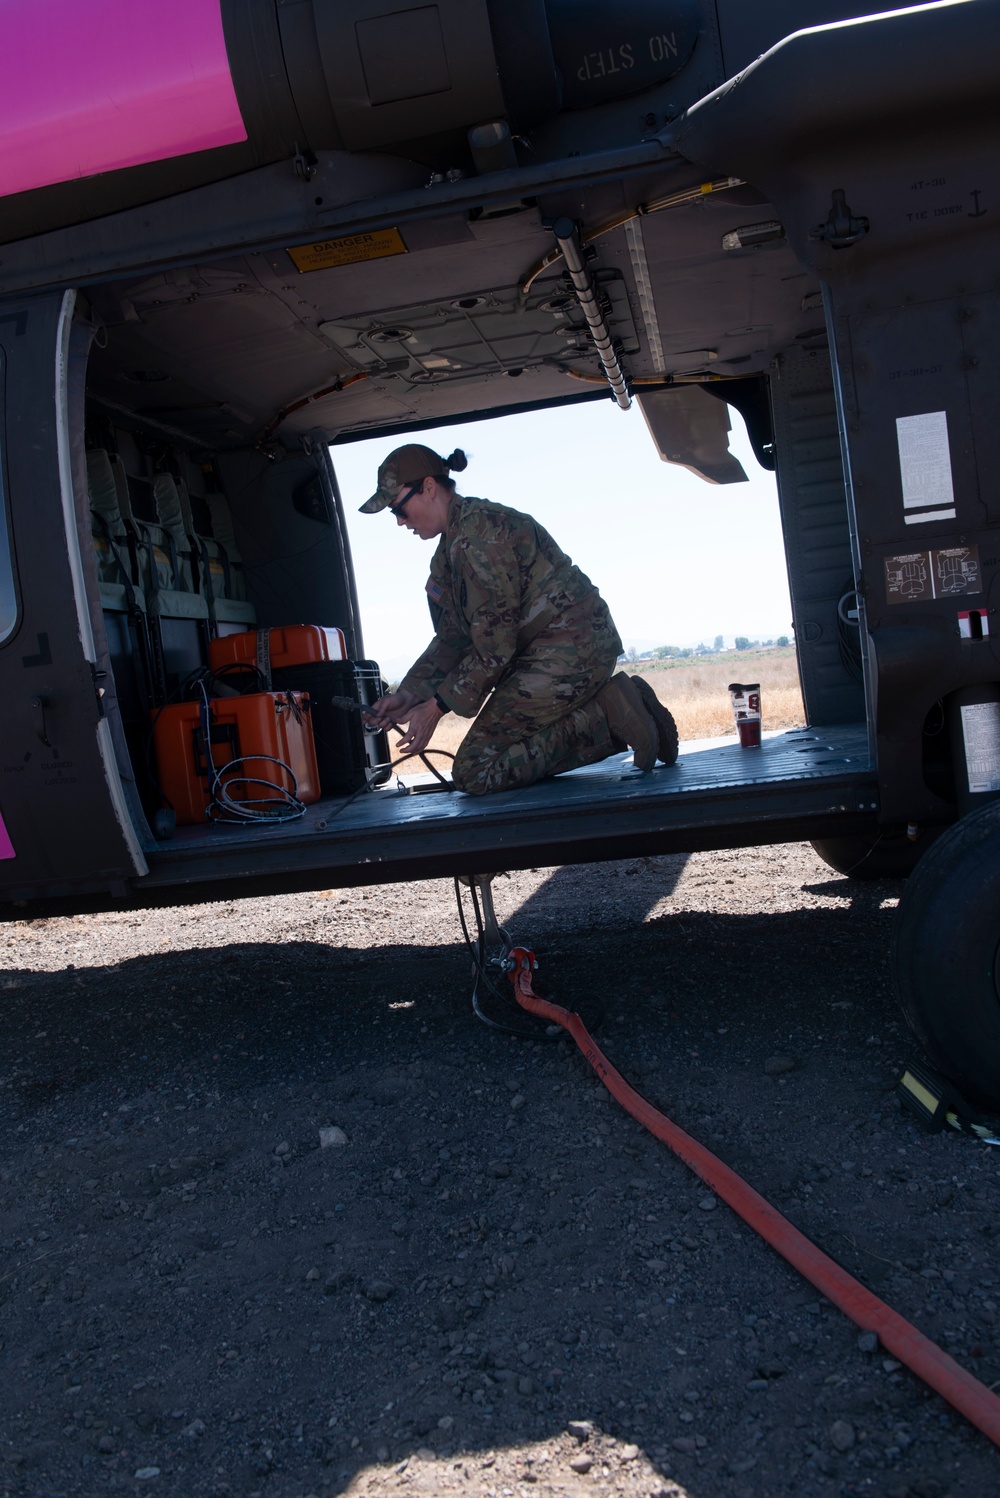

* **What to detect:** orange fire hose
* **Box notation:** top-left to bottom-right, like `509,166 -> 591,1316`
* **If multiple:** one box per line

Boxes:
507,949 -> 1000,1449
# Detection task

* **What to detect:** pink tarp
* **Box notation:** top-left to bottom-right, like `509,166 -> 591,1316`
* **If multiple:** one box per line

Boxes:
0,0 -> 247,199
0,809 -> 14,860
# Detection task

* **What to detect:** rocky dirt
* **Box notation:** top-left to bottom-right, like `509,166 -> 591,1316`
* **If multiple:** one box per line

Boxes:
1,843 -> 999,1498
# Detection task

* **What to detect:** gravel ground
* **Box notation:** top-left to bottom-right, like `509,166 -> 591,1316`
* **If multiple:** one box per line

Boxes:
1,843 -> 999,1498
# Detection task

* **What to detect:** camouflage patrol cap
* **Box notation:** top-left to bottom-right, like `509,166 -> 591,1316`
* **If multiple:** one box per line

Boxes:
360,444 -> 453,514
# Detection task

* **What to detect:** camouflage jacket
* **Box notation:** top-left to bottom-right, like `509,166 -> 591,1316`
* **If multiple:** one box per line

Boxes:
399,495 -> 620,717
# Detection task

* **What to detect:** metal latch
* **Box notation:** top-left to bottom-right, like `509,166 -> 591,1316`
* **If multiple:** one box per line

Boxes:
30,694 -> 51,746
810,189 -> 869,249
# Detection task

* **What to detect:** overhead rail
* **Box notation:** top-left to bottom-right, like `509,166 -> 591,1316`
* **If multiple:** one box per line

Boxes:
551,218 -> 631,410
520,178 -> 745,296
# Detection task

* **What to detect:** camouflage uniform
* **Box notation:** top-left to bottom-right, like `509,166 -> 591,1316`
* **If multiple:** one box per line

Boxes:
399,495 -> 622,795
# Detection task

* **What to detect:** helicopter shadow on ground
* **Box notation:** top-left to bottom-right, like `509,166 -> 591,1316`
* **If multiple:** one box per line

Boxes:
0,889 -> 991,1498
499,853 -> 691,951
460,854 -> 692,1034
513,853 -> 689,917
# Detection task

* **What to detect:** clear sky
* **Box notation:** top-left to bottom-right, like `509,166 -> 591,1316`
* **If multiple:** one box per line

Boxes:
330,397 -> 793,681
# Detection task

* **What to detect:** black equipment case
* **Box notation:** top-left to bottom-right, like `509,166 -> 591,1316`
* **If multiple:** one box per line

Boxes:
271,659 -> 391,795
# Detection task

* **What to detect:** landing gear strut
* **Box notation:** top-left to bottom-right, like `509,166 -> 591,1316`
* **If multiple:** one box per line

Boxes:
454,873 -> 605,1039
454,873 -> 551,1038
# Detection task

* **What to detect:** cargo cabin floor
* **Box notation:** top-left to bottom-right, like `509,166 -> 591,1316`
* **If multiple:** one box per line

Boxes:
139,725 -> 878,894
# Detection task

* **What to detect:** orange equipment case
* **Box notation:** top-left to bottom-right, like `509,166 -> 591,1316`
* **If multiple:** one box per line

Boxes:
152,691 -> 320,825
208,625 -> 346,676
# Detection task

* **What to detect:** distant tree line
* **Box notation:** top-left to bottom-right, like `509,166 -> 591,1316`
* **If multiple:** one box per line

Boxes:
633,633 -> 791,661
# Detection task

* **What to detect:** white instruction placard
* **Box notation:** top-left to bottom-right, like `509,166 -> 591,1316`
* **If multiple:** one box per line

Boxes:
960,701 -> 1000,794
896,410 -> 956,522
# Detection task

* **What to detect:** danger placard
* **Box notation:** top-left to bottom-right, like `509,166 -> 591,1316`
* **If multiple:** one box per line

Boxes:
287,228 -> 407,273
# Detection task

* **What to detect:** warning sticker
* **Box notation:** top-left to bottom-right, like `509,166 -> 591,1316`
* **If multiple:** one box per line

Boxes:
287,228 -> 407,273
884,551 -> 931,604
884,544 -> 981,604
933,545 -> 981,596
960,700 -> 1000,793
896,410 -> 956,523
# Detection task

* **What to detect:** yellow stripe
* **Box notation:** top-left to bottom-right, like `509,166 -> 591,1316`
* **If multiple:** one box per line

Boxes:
901,1070 -> 939,1115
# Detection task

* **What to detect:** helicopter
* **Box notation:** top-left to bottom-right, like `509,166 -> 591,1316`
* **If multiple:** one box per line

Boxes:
0,0 -> 998,1104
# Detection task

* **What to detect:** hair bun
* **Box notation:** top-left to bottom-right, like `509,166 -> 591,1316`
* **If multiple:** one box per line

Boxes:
445,448 -> 468,473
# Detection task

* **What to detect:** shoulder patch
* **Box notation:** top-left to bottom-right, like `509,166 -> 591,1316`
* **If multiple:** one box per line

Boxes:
426,577 -> 444,603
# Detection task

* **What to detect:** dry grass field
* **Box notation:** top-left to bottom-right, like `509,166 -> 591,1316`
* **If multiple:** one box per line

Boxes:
631,646 -> 805,741
393,647 -> 805,767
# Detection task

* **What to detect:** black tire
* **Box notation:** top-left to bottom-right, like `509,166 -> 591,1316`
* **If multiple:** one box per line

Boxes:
810,829 -> 939,880
892,802 -> 1000,1109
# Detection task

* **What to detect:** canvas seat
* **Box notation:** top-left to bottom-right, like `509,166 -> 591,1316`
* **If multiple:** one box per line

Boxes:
183,481 -> 256,631
88,449 -> 147,616
149,474 -> 210,623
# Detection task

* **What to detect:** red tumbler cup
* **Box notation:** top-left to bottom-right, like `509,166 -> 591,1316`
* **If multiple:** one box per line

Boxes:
728,682 -> 762,748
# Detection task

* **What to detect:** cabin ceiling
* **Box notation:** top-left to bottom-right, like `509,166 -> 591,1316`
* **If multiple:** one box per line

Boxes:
86,174 -> 822,454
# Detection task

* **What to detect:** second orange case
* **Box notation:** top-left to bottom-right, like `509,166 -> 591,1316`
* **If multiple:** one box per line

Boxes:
208,624 -> 346,676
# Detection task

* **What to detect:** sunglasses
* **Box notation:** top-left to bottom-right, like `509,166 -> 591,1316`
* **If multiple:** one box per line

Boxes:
389,480 -> 425,519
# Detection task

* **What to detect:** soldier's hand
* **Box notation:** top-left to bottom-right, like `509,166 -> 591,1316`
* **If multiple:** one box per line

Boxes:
394,698 -> 444,758
364,688 -> 420,730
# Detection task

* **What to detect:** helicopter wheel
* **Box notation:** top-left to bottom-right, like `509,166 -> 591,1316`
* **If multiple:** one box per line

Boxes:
892,802 -> 1000,1109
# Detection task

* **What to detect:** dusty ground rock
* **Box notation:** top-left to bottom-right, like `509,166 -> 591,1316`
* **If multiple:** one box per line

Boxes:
0,845 -> 997,1496
829,1419 -> 856,1452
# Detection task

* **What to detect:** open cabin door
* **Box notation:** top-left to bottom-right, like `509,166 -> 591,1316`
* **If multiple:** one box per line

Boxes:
0,291 -> 146,901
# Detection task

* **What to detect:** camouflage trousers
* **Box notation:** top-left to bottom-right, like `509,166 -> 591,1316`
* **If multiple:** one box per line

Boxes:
451,622 -> 621,796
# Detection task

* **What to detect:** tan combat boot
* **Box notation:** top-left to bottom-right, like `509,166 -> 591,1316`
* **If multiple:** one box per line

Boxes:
631,675 -> 679,766
596,673 -> 658,772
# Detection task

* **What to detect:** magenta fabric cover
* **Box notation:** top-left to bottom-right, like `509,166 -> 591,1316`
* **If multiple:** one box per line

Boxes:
0,0 -> 247,199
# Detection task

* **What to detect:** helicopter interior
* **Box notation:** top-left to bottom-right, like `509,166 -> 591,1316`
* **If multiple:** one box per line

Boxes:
77,159 -> 874,884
